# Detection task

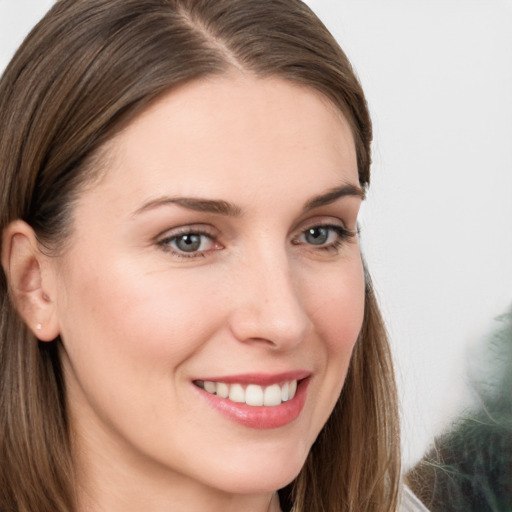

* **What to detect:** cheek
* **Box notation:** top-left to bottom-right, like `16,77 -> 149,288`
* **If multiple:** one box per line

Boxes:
56,255 -> 226,382
306,257 -> 365,354
55,259 -> 231,453
286,255 -> 365,452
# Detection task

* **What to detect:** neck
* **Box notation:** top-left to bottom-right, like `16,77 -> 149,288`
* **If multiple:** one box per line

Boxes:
73,429 -> 282,512
78,485 -> 281,512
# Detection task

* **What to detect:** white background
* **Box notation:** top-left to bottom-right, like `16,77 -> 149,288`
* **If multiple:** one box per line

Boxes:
1,0 -> 511,469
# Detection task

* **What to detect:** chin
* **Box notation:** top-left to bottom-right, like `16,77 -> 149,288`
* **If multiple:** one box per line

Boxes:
199,445 -> 308,495
216,468 -> 302,496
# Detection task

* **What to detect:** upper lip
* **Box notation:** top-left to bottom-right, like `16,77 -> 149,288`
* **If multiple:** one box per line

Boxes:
193,370 -> 311,386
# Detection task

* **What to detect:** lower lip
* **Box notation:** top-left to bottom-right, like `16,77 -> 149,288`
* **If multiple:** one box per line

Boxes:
195,379 -> 309,429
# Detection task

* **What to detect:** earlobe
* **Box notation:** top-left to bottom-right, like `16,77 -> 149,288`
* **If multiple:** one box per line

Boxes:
1,220 -> 60,342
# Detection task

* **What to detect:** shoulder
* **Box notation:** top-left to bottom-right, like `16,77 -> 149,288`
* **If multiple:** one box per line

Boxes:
398,484 -> 430,512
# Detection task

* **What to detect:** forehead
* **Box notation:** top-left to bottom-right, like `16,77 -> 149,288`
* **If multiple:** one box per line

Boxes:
79,75 -> 358,214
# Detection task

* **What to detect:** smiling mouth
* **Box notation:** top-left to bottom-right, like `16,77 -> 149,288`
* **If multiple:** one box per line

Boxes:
194,380 -> 298,407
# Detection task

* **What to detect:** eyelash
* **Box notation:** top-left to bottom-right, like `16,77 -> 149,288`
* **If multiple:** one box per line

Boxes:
157,228 -> 217,259
292,224 -> 356,253
157,224 -> 356,259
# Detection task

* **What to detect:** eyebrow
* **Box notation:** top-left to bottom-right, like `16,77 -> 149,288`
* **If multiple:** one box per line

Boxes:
303,183 -> 366,210
133,196 -> 242,217
133,183 -> 364,218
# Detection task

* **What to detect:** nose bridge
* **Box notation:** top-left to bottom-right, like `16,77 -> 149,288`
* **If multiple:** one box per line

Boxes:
229,240 -> 310,349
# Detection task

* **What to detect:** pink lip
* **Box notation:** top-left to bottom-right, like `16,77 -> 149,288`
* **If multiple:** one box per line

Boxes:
193,373 -> 311,430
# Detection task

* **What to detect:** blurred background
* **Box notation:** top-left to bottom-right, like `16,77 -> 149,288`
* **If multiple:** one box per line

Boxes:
1,0 -> 511,470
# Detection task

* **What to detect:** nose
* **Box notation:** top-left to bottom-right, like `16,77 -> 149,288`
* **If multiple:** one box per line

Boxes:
227,247 -> 311,350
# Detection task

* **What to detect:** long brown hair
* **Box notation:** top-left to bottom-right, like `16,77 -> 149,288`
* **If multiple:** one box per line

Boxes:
0,1 -> 400,510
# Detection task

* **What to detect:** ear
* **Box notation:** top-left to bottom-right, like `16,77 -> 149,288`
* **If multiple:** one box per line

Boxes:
1,220 -> 60,341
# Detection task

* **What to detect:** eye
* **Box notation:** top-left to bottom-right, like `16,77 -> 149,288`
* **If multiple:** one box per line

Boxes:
294,224 -> 355,251
303,226 -> 335,246
158,229 -> 220,258
173,233 -> 210,252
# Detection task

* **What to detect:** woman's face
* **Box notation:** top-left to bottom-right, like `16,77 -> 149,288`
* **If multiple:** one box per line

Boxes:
49,75 -> 365,502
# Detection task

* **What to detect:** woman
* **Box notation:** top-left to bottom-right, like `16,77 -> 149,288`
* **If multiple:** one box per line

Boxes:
0,1 -> 409,510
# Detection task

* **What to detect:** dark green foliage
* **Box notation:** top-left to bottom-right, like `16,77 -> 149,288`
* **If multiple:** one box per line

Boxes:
408,312 -> 512,512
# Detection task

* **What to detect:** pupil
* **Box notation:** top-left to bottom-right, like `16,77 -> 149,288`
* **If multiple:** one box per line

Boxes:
177,234 -> 201,252
306,227 -> 328,245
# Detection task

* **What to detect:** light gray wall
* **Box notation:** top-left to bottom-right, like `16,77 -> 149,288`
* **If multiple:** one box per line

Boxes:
1,0 -> 511,469
0,0 -> 55,68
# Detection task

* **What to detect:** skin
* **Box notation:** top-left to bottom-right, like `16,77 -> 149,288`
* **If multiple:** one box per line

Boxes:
7,75 -> 365,512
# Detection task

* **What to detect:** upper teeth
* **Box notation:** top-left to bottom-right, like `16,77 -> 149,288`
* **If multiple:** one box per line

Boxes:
196,380 -> 297,407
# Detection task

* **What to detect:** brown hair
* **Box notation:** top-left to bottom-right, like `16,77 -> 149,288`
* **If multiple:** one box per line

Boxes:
0,1 -> 400,510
